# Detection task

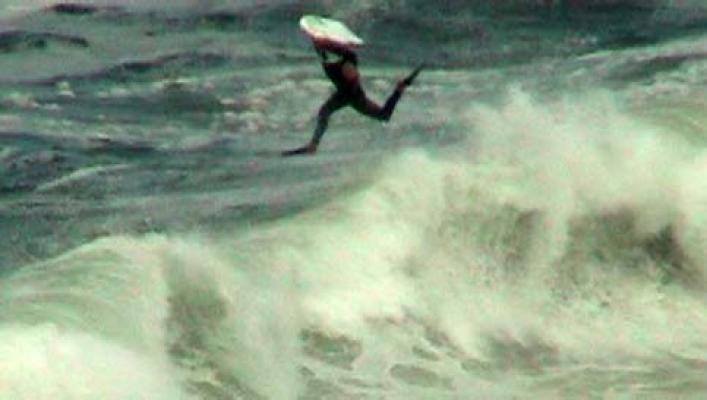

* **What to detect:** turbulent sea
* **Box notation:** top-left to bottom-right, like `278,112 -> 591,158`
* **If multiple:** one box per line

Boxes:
1,1 -> 707,399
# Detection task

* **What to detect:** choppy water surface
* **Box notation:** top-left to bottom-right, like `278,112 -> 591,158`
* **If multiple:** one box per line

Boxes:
1,1 -> 706,399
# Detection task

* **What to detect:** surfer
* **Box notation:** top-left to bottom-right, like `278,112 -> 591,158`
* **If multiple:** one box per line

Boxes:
282,41 -> 423,156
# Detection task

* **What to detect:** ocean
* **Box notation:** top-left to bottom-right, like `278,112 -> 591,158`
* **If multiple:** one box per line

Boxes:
1,1 -> 706,399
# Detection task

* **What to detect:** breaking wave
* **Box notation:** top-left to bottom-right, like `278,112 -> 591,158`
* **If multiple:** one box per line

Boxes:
2,89 -> 705,399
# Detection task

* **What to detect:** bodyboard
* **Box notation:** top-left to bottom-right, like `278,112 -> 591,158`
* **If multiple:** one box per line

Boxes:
299,15 -> 364,48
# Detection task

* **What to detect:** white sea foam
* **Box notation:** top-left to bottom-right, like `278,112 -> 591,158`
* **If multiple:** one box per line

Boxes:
0,323 -> 191,400
5,87 -> 705,398
201,89 -> 705,396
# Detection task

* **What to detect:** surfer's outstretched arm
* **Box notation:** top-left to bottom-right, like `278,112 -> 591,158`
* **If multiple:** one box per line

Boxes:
350,89 -> 402,122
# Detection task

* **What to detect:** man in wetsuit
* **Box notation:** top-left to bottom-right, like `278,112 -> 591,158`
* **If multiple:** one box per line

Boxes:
282,42 -> 423,156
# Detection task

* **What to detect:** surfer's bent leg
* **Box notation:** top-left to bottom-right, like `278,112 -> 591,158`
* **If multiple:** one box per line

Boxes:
350,65 -> 423,122
351,87 -> 403,122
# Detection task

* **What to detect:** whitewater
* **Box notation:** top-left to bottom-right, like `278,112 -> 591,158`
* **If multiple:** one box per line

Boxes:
1,1 -> 706,399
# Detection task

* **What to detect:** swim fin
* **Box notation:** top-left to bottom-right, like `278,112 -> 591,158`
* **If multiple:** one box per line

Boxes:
281,144 -> 317,157
401,64 -> 425,87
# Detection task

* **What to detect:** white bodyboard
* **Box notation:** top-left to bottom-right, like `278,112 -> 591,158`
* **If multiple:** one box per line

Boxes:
299,15 -> 364,47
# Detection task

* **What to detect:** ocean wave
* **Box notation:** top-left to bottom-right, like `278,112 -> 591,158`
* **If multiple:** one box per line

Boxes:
1,2 -> 705,398
48,3 -> 123,16
1,0 -> 704,83
0,30 -> 89,53
4,88 -> 706,396
0,130 -> 158,193
0,324 -> 190,400
30,52 -> 230,85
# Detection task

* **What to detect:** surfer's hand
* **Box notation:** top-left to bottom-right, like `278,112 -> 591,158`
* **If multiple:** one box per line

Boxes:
315,46 -> 328,61
282,142 -> 317,157
398,64 -> 425,88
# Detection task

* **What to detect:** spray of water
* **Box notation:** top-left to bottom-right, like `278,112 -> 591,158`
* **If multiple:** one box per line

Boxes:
1,89 -> 705,398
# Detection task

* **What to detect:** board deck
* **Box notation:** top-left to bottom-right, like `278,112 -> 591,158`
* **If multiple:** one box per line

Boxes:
299,15 -> 364,48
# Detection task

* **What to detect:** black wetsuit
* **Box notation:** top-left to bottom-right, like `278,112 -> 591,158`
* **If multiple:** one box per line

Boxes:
283,46 -> 414,156
310,47 -> 404,147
